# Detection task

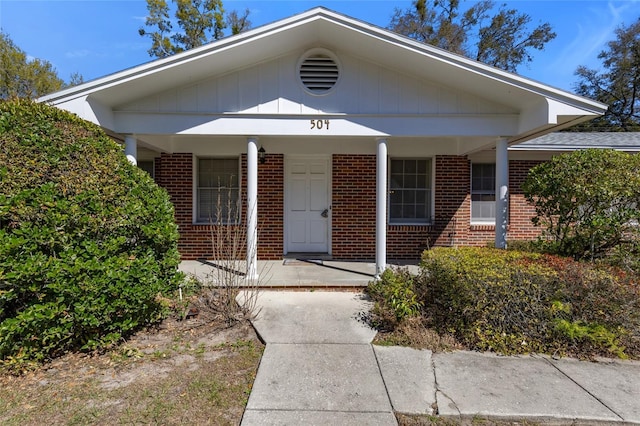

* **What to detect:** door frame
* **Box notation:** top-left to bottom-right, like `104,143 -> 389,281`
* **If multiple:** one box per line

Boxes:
283,154 -> 332,255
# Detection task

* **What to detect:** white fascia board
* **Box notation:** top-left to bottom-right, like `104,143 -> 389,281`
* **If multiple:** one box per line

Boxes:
517,98 -> 602,134
38,8 -> 336,105
509,145 -> 640,152
50,96 -> 115,129
518,98 -> 555,134
113,112 -> 519,137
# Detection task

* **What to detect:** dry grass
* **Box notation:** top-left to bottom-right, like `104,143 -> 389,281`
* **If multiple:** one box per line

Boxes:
397,414 -> 545,426
0,315 -> 263,425
373,316 -> 462,352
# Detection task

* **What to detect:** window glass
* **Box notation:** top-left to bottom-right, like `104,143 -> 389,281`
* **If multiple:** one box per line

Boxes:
471,163 -> 496,222
197,158 -> 240,223
389,159 -> 432,224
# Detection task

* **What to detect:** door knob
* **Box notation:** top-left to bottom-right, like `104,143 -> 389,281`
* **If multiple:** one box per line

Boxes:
321,209 -> 329,218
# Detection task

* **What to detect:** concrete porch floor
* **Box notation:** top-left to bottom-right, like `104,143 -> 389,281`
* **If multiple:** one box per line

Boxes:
179,259 -> 420,287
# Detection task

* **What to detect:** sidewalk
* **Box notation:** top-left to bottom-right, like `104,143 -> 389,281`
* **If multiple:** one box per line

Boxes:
240,291 -> 640,425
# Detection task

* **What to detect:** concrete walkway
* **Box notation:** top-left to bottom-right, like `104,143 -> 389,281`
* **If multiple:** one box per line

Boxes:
240,291 -> 640,425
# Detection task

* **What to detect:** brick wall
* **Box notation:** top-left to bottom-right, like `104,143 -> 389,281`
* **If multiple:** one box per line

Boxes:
466,160 -> 544,246
158,152 -> 543,261
249,154 -> 284,260
157,153 -> 284,260
331,155 -> 376,260
432,155 -> 471,247
330,155 -> 472,261
386,156 -> 470,260
509,160 -> 544,241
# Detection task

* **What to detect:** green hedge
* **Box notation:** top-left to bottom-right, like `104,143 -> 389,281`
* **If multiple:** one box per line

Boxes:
0,100 -> 181,368
420,247 -> 640,358
368,247 -> 640,359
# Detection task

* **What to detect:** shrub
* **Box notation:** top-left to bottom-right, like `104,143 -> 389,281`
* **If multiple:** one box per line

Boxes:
0,100 -> 181,369
367,268 -> 422,330
420,247 -> 640,358
522,149 -> 640,262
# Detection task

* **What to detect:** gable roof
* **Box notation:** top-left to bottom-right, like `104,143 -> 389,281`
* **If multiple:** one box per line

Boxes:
512,132 -> 640,151
41,7 -> 607,142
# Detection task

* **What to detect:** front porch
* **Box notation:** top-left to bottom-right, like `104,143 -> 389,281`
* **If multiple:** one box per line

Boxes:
179,259 -> 421,288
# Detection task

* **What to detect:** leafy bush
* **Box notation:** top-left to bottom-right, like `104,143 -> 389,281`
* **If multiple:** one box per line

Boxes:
522,149 -> 640,262
0,100 -> 181,369
420,247 -> 640,358
367,268 -> 422,330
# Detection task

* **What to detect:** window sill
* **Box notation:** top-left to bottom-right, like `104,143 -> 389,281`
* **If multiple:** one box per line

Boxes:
192,222 -> 240,226
470,223 -> 511,231
470,222 -> 495,230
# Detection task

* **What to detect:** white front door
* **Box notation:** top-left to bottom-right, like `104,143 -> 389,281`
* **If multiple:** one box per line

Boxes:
286,156 -> 330,253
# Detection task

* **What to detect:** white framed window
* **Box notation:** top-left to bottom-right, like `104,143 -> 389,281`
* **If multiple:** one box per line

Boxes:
389,159 -> 432,224
471,163 -> 496,223
196,158 -> 241,224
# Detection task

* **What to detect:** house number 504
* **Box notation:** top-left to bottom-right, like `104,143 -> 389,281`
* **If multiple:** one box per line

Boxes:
310,119 -> 330,130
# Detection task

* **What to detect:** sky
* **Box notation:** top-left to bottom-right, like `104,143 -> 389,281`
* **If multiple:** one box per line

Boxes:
0,0 -> 638,93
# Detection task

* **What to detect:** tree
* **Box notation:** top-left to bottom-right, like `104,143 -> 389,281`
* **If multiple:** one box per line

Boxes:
68,71 -> 85,87
139,0 -> 251,58
0,32 -> 64,99
573,19 -> 640,131
389,0 -> 556,73
522,149 -> 640,261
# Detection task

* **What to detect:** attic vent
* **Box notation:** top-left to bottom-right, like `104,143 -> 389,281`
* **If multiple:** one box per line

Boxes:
299,49 -> 340,95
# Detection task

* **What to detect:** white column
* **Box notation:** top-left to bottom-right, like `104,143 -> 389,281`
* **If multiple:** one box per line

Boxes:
376,138 -> 388,276
246,137 -> 259,280
124,135 -> 137,165
495,138 -> 509,249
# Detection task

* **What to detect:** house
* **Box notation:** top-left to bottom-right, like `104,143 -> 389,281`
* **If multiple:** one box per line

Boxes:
40,7 -> 607,278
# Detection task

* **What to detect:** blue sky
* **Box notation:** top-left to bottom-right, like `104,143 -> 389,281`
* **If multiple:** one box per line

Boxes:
0,0 -> 638,93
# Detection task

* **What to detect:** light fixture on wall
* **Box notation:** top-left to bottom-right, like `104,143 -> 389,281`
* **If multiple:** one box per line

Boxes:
258,146 -> 266,164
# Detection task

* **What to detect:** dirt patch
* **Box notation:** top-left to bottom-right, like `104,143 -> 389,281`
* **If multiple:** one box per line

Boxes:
0,313 -> 263,425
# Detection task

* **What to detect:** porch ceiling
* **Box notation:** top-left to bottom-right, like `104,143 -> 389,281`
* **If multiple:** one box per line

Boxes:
134,134 -> 497,158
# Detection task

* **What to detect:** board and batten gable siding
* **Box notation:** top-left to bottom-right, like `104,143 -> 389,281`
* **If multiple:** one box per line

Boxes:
115,51 -> 516,117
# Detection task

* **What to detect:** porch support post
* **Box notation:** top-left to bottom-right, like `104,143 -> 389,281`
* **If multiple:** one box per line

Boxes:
376,137 -> 388,277
124,135 -> 137,165
247,137 -> 259,280
495,138 -> 509,249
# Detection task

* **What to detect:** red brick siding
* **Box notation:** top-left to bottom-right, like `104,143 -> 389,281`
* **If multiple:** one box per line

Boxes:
388,225 -> 431,260
509,160 -> 543,241
432,156 -> 471,248
330,155 -> 470,261
250,154 -> 284,260
158,152 -> 543,261
156,153 -> 283,260
386,156 -> 470,260
331,155 -> 376,260
467,160 -> 544,246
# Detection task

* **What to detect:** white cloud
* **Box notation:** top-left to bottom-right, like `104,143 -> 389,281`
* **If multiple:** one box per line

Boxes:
65,49 -> 92,59
549,0 -> 638,74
